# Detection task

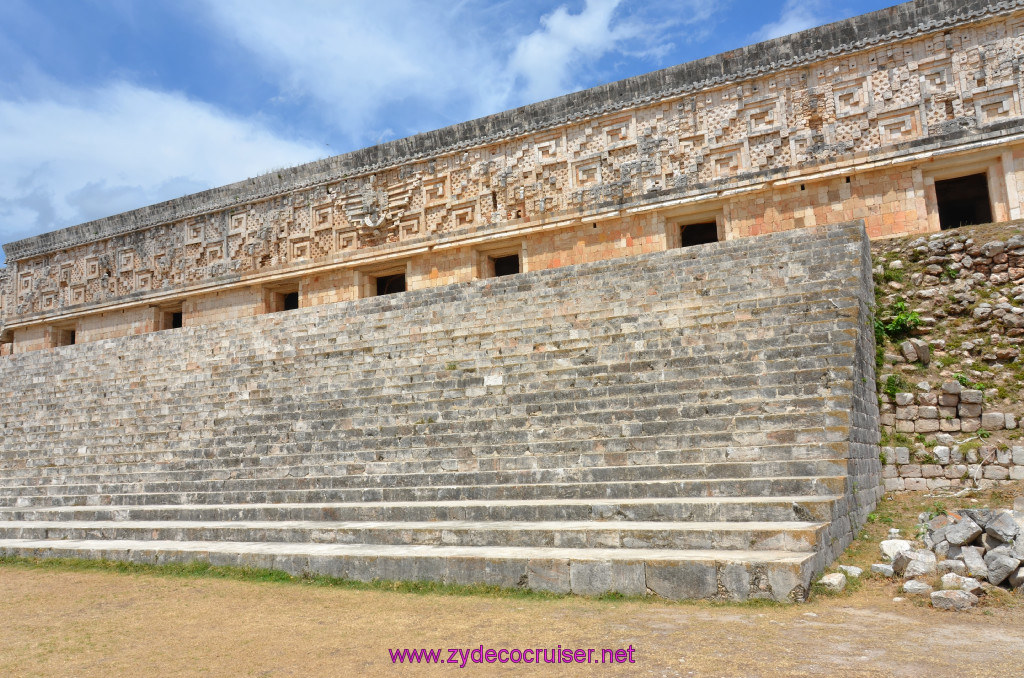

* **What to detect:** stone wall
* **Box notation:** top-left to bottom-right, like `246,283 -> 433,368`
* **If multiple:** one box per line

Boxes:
0,223 -> 880,597
881,382 -> 1023,490
872,223 -> 1024,492
3,0 -> 1024,350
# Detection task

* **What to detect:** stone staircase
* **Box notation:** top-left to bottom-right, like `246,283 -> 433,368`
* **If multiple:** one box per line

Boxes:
0,221 -> 881,601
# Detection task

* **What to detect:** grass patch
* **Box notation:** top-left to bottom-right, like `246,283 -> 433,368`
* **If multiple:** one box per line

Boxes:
882,374 -> 913,398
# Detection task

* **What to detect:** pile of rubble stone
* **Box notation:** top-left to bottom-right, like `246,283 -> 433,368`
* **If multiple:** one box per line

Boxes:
872,505 -> 1023,610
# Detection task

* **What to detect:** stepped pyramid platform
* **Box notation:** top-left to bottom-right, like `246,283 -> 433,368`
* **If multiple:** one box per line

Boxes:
0,221 -> 881,601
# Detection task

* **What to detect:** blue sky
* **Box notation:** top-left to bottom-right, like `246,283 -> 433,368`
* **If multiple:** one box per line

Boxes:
0,0 -> 896,264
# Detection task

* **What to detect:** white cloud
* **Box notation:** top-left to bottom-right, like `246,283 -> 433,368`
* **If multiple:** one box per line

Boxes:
0,82 -> 321,259
508,0 -> 636,101
198,0 -> 508,143
751,0 -> 825,42
198,0 -> 713,142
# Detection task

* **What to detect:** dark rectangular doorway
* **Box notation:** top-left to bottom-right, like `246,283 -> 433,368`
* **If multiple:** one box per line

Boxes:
491,254 -> 520,277
936,174 -> 992,230
375,273 -> 407,296
679,222 -> 719,247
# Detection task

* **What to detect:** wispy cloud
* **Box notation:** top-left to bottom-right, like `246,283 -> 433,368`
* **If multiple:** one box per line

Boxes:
0,82 -> 320,257
508,0 -> 642,101
750,0 -> 826,42
197,0 -> 717,144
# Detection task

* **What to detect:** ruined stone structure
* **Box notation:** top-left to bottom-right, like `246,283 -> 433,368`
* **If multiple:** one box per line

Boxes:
0,222 -> 880,600
0,0 -> 1017,597
1,0 -> 1022,352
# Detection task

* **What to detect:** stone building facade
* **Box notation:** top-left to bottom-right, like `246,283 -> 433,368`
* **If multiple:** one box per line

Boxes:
2,0 -> 1024,353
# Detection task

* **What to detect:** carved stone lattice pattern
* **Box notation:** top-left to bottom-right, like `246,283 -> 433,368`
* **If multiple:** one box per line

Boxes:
3,2 -> 1024,322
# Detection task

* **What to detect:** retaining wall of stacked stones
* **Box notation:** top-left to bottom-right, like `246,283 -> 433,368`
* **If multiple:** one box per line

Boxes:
881,380 -> 1023,490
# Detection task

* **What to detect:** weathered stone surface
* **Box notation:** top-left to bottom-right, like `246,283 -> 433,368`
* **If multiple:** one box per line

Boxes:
880,539 -> 914,561
900,341 -> 919,363
819,573 -> 846,593
980,412 -> 1006,431
930,590 -> 979,610
985,511 -> 1019,542
646,562 -> 717,600
940,573 -> 984,596
983,551 -> 1022,586
943,518 -> 982,546
938,560 -> 967,576
894,393 -> 915,407
909,339 -> 930,365
871,563 -> 895,577
962,546 -> 989,580
959,390 -> 984,404
902,580 -> 932,595
837,565 -> 863,578
893,549 -> 937,578
941,381 -> 962,395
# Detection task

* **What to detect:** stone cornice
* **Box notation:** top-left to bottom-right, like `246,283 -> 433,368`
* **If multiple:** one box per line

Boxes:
3,0 -> 1020,262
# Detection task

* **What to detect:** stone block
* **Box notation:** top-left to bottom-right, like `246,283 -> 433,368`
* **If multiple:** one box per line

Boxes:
528,559 -> 571,593
958,403 -> 982,418
962,547 -> 988,580
983,465 -> 1010,480
960,417 -> 982,433
944,518 -> 982,546
645,562 -> 716,600
917,406 -> 938,419
899,464 -> 922,478
938,393 -> 959,407
896,420 -> 916,433
930,590 -> 979,610
960,390 -> 984,404
915,419 -> 940,433
896,406 -> 918,420
983,551 -> 1021,585
939,418 -> 961,432
884,477 -> 905,491
904,477 -> 928,490
980,412 -> 1005,430
819,573 -> 846,592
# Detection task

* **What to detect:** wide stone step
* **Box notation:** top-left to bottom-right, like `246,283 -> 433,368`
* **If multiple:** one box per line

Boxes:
0,496 -> 843,524
5,441 -> 848,481
0,469 -> 848,500
0,316 -> 857,429
0,459 -> 848,491
1,475 -> 849,507
0,537 -> 816,601
0,518 -> 828,551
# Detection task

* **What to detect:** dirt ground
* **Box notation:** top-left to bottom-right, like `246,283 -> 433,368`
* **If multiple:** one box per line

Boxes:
1,564 -> 1021,678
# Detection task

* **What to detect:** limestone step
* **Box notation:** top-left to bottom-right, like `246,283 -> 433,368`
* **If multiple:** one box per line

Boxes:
0,538 -> 817,601
0,466 -> 848,499
6,442 -> 848,480
0,518 -> 828,551
0,496 -> 844,524
0,475 -> 849,507
0,459 -> 848,493
0,315 -> 858,426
